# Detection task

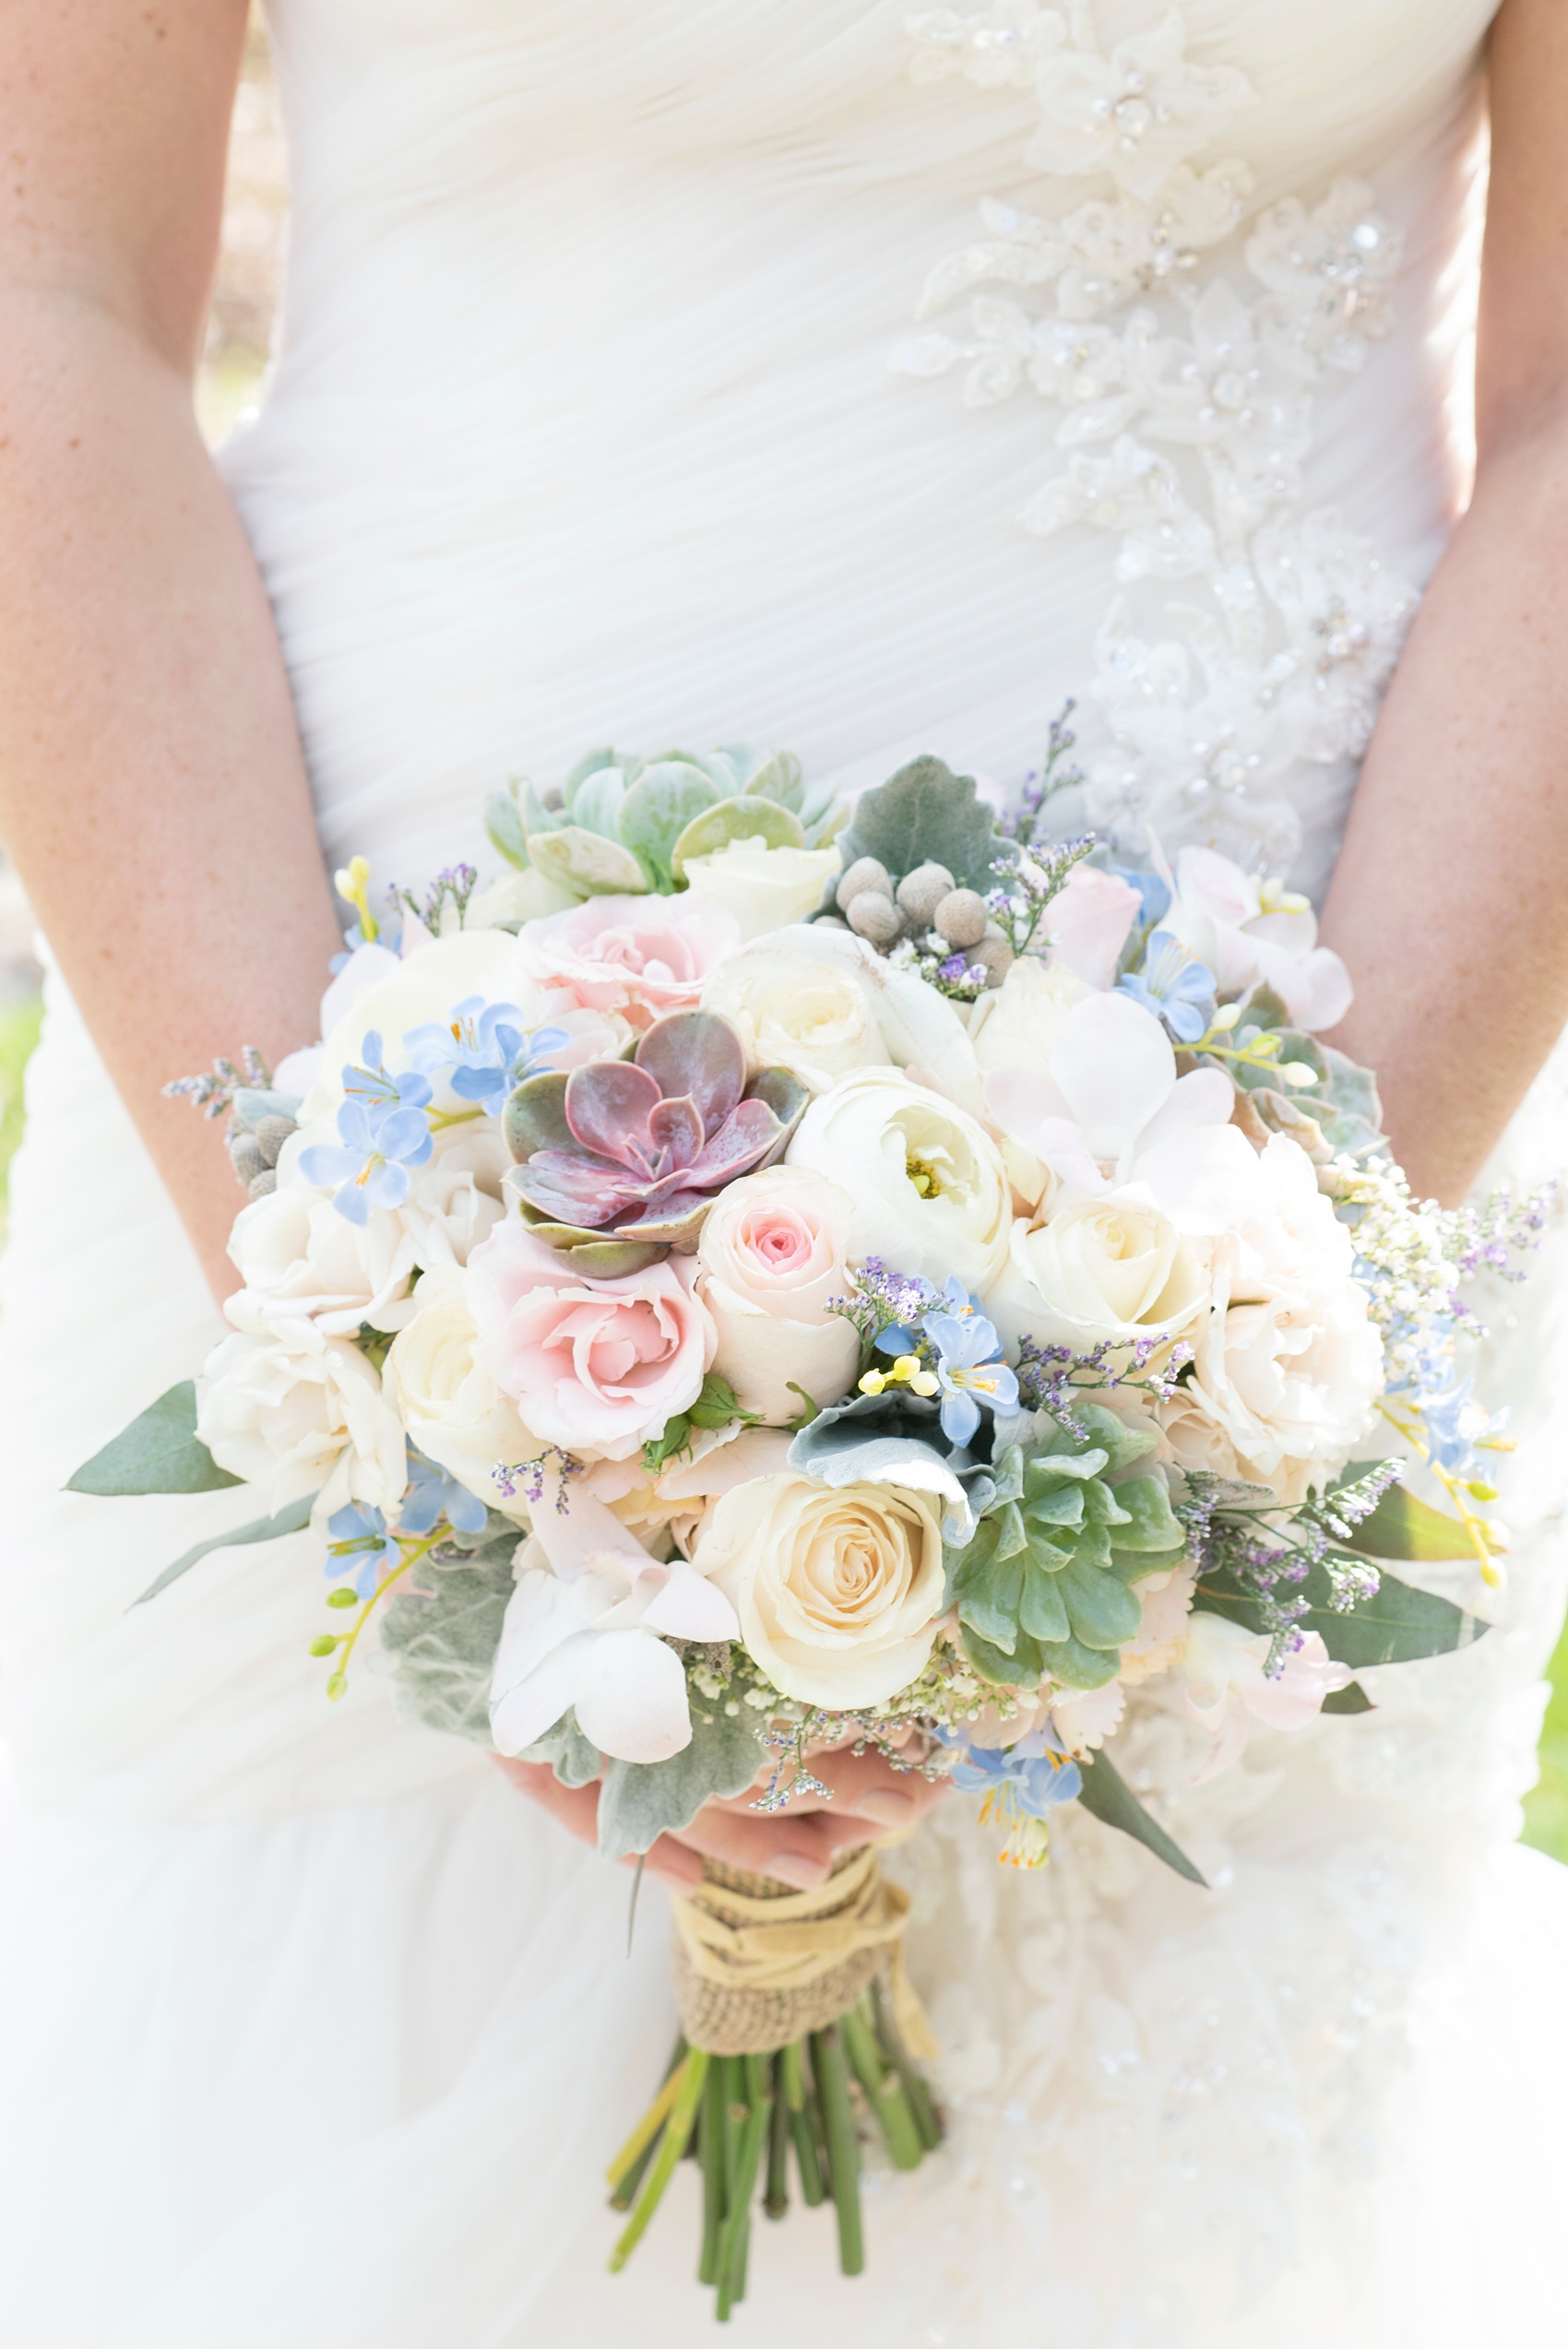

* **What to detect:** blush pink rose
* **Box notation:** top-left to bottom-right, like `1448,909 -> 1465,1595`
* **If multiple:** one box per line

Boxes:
466,1220 -> 716,1461
514,894 -> 742,1027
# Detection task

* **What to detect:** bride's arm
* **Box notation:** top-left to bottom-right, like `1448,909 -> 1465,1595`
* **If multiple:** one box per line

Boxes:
1319,0 -> 1568,1204
0,2 -> 341,1299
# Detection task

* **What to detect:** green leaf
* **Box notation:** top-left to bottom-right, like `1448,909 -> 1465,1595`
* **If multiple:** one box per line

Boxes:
135,1489 -> 317,1607
484,788 -> 529,870
618,762 -> 722,890
68,1381 -> 243,1496
1321,1680 -> 1375,1715
528,825 -> 650,897
598,1705 -> 766,1860
670,794 -> 804,881
1339,1477 -> 1475,1564
1193,1559 -> 1487,1669
1075,1747 -> 1208,1886
688,1372 -> 761,1434
642,1412 -> 694,1474
836,755 -> 1009,893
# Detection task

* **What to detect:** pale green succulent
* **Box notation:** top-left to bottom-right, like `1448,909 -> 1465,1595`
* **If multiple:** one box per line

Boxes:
485,745 -> 846,901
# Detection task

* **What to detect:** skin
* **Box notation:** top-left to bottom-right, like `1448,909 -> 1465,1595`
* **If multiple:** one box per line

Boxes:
0,0 -> 1561,1877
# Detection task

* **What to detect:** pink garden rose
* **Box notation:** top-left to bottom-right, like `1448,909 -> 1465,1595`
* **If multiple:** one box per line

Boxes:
466,1220 -> 716,1460
514,893 -> 741,1027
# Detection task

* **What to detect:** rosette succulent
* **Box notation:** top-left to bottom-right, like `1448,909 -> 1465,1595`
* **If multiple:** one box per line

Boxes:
947,1405 -> 1187,1691
504,1009 -> 809,1274
486,745 -> 846,899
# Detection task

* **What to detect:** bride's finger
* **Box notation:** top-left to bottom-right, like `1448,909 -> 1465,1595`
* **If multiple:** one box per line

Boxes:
493,1757 -> 704,1892
668,1797 -> 885,1888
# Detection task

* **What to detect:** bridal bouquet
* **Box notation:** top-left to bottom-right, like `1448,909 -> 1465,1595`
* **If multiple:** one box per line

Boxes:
74,730 -> 1548,2317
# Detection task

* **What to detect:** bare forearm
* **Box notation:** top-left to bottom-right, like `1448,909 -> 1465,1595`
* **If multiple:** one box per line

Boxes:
1319,418 -> 1568,1203
0,296 -> 339,1291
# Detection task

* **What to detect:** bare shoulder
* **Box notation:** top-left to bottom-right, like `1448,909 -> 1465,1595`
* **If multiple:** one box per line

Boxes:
0,0 -> 252,368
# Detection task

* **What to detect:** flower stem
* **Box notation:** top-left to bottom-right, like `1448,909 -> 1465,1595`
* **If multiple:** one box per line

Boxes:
765,2056 -> 790,2220
715,2053 -> 771,2319
698,2055 -> 727,2288
605,2048 -> 686,2191
608,2048 -> 708,2274
842,2001 -> 923,2171
811,2026 -> 864,2277
873,1980 -> 944,2152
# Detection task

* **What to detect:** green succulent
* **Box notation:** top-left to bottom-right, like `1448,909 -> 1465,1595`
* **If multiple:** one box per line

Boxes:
945,1406 -> 1188,1691
485,745 -> 846,901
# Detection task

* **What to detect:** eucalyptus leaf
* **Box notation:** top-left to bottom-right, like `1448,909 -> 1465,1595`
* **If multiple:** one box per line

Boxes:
1075,1747 -> 1208,1888
1321,1680 -> 1375,1715
1193,1558 -> 1487,1668
836,755 -> 1008,892
597,1704 -> 766,1860
68,1381 -> 243,1497
1338,1475 -> 1475,1564
135,1489 -> 317,1607
484,788 -> 529,871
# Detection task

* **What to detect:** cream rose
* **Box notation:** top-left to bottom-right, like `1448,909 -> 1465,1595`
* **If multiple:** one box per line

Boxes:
196,1296 -> 406,1514
385,1271 -> 538,1519
695,1167 -> 861,1422
787,1070 -> 1011,1292
1159,1136 -> 1383,1503
681,840 -> 843,942
985,1192 -> 1208,1354
701,933 -> 890,1091
695,1473 -> 947,1708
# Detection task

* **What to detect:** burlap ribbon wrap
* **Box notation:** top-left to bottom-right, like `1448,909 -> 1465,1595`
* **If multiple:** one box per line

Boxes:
670,1844 -> 938,2059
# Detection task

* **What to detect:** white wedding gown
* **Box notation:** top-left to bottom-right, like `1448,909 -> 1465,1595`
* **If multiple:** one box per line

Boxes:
5,3 -> 1568,2343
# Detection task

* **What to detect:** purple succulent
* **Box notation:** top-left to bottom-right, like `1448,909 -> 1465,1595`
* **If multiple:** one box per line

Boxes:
504,1011 -> 807,1267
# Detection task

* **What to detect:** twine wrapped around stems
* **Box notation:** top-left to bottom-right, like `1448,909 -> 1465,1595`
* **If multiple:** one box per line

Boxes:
670,1844 -> 938,2058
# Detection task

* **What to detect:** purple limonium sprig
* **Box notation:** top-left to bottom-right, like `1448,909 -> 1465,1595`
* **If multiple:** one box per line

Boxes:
1117,930 -> 1217,1045
493,1447 -> 583,1512
325,1500 -> 402,1601
402,997 -> 568,1119
1016,1332 -> 1194,1439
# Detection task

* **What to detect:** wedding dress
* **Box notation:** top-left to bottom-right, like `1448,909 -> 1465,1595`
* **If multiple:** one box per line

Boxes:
4,3 -> 1567,2343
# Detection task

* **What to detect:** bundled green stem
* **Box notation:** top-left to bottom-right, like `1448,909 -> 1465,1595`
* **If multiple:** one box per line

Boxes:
607,1989 -> 943,2319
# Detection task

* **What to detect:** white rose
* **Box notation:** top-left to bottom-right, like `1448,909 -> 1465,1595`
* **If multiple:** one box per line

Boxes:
695,1473 -> 947,1708
967,953 -> 1093,1083
463,867 -> 581,929
196,1296 -> 405,1514
233,1122 -> 508,1337
385,1272 -> 537,1520
302,929 -> 563,1121
985,1191 -> 1209,1355
682,840 -> 843,942
695,1167 -> 861,1422
701,932 -> 890,1092
1161,1136 -> 1383,1503
787,1069 -> 1011,1292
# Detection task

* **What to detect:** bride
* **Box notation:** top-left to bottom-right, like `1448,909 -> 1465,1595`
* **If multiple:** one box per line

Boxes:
1,1 -> 1566,2342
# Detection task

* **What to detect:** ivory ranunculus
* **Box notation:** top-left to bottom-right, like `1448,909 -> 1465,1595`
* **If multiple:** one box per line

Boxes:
701,933 -> 890,1092
695,1167 -> 861,1422
303,929 -> 561,1122
1159,1136 -> 1383,1502
787,1071 -> 1011,1292
196,1295 -> 406,1514
695,1474 -> 947,1708
466,1220 -> 716,1461
681,839 -> 843,942
385,1272 -> 538,1519
514,893 -> 741,1026
985,1191 -> 1208,1354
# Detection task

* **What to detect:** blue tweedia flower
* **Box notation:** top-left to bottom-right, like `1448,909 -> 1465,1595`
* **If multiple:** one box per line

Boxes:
325,1501 -> 401,1601
1414,1377 -> 1510,1478
402,998 -> 569,1119
922,1301 -> 1019,1445
399,1445 -> 489,1538
1117,931 -> 1217,1045
340,1031 -> 433,1117
299,1095 -> 434,1225
1114,863 -> 1171,933
947,1730 -> 1082,1866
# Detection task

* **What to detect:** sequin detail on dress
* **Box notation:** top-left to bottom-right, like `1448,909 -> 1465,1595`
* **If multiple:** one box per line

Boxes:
897,2 -> 1420,871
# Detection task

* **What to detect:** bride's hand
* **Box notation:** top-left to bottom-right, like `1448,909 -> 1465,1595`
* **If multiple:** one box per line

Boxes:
495,1737 -> 948,1894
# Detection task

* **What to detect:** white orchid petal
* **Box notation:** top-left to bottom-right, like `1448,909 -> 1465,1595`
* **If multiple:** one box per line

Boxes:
1048,993 -> 1175,1162
984,1065 -> 1073,1154
641,1560 -> 741,1642
1133,1124 -> 1262,1234
574,1629 -> 695,1763
489,1623 -> 597,1755
1136,1065 -> 1236,1150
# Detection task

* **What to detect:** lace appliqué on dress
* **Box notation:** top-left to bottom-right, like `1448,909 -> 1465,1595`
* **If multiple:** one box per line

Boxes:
897,3 -> 1420,872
